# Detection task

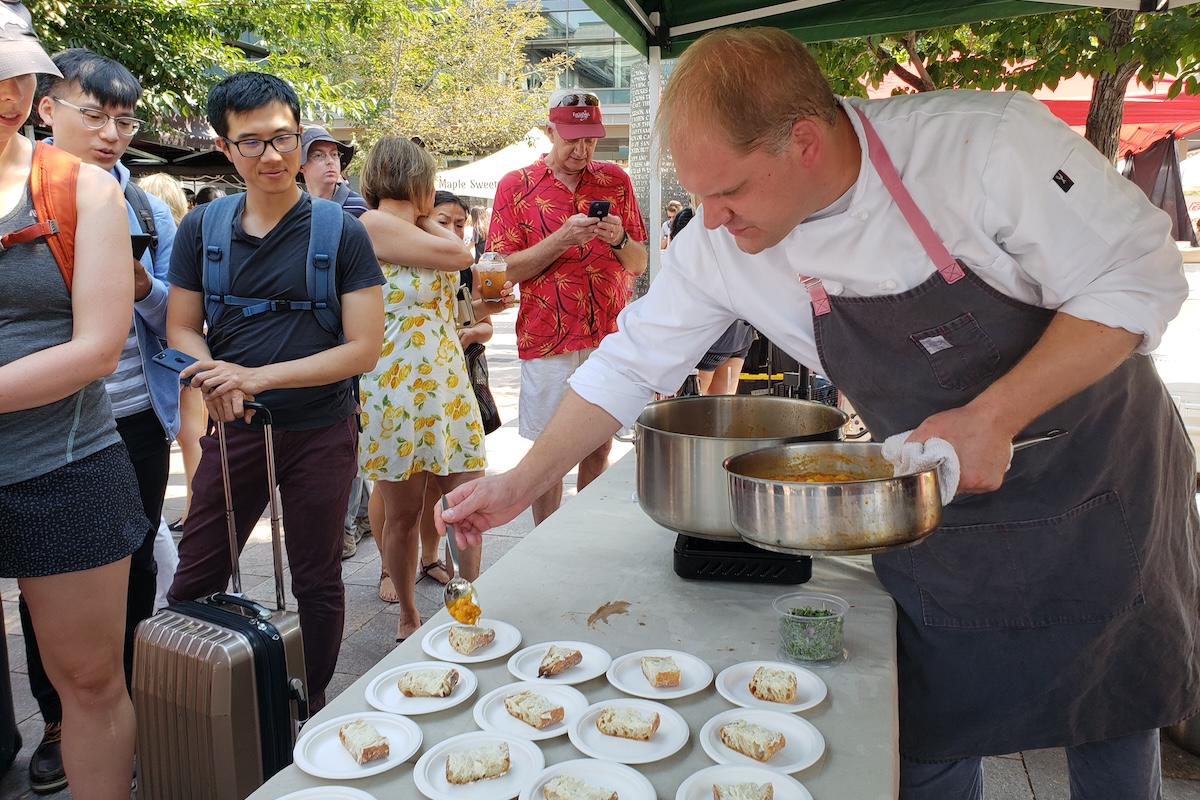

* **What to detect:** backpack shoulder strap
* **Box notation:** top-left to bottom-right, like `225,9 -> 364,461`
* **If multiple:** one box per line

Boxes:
330,182 -> 350,207
306,194 -> 344,337
123,182 -> 158,258
0,142 -> 79,291
200,194 -> 245,332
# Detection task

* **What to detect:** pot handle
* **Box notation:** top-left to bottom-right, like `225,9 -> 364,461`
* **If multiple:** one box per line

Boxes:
1012,429 -> 1068,451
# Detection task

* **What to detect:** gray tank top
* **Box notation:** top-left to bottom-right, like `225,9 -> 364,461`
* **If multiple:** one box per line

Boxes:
0,184 -> 120,486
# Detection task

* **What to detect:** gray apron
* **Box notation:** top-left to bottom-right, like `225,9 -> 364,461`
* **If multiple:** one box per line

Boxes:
807,108 -> 1200,761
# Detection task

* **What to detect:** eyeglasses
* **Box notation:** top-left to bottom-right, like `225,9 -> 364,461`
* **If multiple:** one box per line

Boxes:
51,97 -> 143,136
223,132 -> 302,158
556,93 -> 599,108
305,149 -> 340,164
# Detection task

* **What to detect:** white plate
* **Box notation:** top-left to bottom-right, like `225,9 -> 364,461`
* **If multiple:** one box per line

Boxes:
715,660 -> 828,713
506,641 -> 612,685
422,619 -> 523,664
413,730 -> 545,800
568,699 -> 689,765
519,758 -> 656,800
365,661 -> 478,715
699,708 -> 825,774
472,681 -> 588,741
606,649 -> 713,700
292,711 -> 422,780
279,789 -> 378,800
676,764 -> 814,800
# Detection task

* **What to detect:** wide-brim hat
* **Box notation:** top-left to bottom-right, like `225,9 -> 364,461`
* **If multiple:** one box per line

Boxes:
0,1 -> 60,82
301,125 -> 355,170
549,105 -> 606,140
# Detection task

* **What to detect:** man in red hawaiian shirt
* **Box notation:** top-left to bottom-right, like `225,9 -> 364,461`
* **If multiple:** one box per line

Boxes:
487,89 -> 648,524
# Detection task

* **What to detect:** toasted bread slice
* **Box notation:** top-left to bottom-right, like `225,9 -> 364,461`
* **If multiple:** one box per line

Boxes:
595,705 -> 659,741
641,655 -> 681,688
504,689 -> 565,729
748,666 -> 797,704
448,624 -> 496,655
338,719 -> 390,765
445,741 -> 510,784
544,774 -> 619,800
397,667 -> 459,697
538,645 -> 583,677
713,781 -> 774,800
719,719 -> 786,762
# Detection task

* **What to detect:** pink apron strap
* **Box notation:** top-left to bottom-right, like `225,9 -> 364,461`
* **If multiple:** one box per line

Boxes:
851,106 -> 964,284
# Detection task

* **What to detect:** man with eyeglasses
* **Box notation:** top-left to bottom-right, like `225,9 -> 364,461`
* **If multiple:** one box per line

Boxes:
19,47 -> 179,794
165,72 -> 384,713
487,88 -> 648,525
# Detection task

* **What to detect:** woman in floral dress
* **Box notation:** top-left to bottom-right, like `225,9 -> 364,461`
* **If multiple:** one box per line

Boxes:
358,137 -> 485,641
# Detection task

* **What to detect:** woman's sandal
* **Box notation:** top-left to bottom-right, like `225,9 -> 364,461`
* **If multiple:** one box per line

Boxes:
418,559 -> 451,586
378,569 -> 399,604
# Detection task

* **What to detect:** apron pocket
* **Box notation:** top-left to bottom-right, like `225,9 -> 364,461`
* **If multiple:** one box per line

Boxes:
909,312 -> 999,392
912,491 -> 1144,629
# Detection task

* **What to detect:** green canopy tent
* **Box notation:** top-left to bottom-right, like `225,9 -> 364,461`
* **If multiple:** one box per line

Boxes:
579,0 -> 1197,272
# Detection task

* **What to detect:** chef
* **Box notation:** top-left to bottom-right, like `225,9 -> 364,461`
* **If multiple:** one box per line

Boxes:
442,26 -> 1200,799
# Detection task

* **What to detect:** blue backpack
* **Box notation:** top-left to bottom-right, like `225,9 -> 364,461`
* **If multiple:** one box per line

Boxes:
201,192 -> 345,337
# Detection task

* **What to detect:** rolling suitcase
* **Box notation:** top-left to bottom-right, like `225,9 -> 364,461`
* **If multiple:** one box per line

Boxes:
132,404 -> 309,800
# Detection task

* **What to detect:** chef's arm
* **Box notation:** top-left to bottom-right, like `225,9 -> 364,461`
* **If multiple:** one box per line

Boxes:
909,312 -> 1140,493
439,390 -> 620,544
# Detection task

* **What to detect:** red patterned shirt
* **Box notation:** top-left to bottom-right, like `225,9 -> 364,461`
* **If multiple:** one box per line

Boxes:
487,157 -> 647,360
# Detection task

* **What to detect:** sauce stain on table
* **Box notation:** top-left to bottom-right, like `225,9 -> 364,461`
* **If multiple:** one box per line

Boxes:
586,600 -> 631,628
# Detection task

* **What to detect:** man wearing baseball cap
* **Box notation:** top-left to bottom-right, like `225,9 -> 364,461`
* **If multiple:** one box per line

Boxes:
486,89 -> 647,525
299,125 -> 368,218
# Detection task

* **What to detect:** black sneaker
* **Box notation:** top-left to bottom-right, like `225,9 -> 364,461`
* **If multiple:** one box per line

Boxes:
29,721 -> 66,794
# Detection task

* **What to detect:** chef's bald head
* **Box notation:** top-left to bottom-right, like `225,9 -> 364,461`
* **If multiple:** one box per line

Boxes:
656,27 -> 838,158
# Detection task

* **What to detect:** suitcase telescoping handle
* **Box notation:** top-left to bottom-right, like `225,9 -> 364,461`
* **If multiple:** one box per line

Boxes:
216,401 -> 287,611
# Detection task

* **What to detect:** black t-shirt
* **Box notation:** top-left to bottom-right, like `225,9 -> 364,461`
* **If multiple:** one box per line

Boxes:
169,195 -> 383,430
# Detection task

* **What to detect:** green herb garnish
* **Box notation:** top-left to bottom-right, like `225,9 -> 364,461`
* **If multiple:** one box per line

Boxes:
779,606 -> 843,661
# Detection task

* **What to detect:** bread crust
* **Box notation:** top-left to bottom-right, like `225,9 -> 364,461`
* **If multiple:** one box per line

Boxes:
504,689 -> 565,729
538,645 -> 583,677
397,667 -> 459,697
641,655 -> 681,688
445,742 -> 510,784
544,774 -> 619,800
595,705 -> 660,741
449,625 -> 496,655
338,719 -> 390,765
748,666 -> 798,704
718,719 -> 786,762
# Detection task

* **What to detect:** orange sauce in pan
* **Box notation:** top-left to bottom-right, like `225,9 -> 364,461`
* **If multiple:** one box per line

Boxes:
771,472 -> 859,483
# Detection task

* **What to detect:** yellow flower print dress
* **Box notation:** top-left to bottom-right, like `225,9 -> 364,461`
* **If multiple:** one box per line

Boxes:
359,262 -> 486,481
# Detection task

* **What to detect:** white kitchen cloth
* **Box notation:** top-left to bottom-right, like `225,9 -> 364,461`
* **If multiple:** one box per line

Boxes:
881,431 -> 961,505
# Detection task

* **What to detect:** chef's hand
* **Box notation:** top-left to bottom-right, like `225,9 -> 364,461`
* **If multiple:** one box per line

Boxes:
907,405 -> 1016,494
437,474 -> 532,548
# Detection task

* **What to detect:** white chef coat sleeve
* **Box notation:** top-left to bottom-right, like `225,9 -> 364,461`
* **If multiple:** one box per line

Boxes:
569,223 -> 740,426
981,92 -> 1186,353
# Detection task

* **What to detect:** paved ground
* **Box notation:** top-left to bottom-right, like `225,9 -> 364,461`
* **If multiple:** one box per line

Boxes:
2,307 -> 1199,798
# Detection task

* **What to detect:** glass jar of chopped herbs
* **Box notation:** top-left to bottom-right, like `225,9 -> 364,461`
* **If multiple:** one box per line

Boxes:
773,592 -> 849,662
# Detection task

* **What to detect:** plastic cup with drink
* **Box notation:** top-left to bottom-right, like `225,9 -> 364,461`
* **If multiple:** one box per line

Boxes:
478,252 -> 507,303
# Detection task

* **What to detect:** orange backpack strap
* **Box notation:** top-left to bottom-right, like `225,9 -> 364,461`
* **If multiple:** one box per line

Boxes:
0,141 -> 80,291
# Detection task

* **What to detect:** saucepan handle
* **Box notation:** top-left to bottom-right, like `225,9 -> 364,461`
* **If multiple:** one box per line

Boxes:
1012,428 -> 1068,451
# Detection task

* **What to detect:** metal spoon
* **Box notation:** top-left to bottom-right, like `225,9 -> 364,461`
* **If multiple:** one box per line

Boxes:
440,496 -> 481,624
1013,428 -> 1068,451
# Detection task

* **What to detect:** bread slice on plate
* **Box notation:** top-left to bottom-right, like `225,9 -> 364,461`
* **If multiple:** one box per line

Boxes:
641,655 -> 681,688
748,666 -> 798,704
338,719 -> 390,765
718,719 -> 786,762
538,645 -> 583,677
595,705 -> 660,741
448,624 -> 496,655
713,781 -> 774,800
544,773 -> 618,800
397,667 -> 459,697
445,741 -> 510,784
504,689 -> 565,729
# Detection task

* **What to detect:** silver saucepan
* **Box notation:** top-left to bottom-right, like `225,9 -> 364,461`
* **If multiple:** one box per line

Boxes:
635,395 -> 848,540
723,431 -> 1066,555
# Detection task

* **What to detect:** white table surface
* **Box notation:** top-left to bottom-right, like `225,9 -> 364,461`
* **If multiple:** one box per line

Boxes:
248,451 -> 899,799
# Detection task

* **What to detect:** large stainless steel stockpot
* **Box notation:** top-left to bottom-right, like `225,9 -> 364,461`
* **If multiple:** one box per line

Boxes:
634,395 -> 847,540
723,442 -> 941,555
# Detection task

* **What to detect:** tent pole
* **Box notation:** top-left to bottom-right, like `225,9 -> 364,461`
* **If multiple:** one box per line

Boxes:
649,28 -> 662,284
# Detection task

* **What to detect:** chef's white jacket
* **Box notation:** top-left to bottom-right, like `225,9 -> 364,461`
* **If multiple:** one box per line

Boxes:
570,90 -> 1188,427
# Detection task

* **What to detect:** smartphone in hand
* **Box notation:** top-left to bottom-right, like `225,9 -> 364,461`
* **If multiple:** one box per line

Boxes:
587,200 -> 611,219
151,348 -> 200,385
